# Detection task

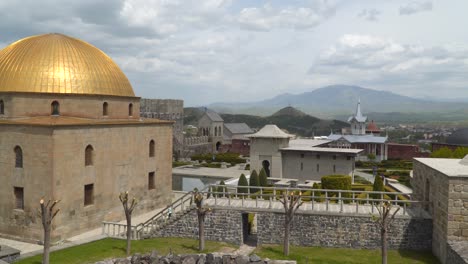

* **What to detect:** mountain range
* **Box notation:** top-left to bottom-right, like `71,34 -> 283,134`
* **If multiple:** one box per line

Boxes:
209,85 -> 468,122
184,106 -> 348,137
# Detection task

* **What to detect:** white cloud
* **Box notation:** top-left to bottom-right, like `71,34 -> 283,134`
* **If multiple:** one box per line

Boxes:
399,1 -> 433,15
311,34 -> 468,97
238,2 -> 336,31
357,8 -> 381,21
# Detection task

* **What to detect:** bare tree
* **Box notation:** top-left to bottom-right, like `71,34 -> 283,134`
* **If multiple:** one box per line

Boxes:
119,191 -> 138,256
40,198 -> 60,264
193,189 -> 211,251
279,191 -> 303,256
372,201 -> 401,264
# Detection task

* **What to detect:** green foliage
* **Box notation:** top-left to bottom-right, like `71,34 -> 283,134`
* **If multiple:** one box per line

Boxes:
249,171 -> 260,193
253,244 -> 438,264
259,168 -> 268,187
431,146 -> 468,159
367,153 -> 376,161
321,175 -> 352,198
172,161 -> 191,167
244,164 -> 250,170
217,181 -> 227,197
237,174 -> 249,194
312,182 -> 323,202
371,175 -> 385,199
191,153 -> 246,164
355,159 -> 413,170
16,237 -> 237,264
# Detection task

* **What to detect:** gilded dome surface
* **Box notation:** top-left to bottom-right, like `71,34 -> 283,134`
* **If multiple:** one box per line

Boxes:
0,33 -> 135,97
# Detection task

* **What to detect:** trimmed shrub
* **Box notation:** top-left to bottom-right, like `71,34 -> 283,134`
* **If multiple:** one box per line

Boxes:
312,182 -> 323,202
321,175 -> 352,198
244,164 -> 250,170
249,171 -> 259,193
217,180 -> 227,197
371,175 -> 385,199
259,168 -> 268,187
237,174 -> 249,194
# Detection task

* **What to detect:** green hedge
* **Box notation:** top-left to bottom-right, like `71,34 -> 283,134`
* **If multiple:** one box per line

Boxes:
191,153 -> 246,164
321,175 -> 352,198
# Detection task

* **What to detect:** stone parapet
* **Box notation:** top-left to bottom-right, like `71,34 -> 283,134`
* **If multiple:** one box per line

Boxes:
446,241 -> 468,264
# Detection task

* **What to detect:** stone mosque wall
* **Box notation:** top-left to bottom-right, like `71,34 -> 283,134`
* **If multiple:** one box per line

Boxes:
140,99 -> 184,158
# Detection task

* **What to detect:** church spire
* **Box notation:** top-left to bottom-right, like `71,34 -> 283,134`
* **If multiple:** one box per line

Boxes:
355,98 -> 363,119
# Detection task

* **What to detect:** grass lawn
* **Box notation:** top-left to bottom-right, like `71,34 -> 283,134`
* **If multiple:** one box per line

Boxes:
254,245 -> 439,264
16,237 -> 237,264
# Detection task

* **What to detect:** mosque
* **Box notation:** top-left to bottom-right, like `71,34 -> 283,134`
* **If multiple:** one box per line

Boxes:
0,34 -> 173,242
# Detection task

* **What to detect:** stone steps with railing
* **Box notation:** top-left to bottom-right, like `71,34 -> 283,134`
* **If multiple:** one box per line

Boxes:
102,184 -> 429,240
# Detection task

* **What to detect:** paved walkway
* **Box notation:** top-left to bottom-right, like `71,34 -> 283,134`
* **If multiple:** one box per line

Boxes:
354,170 -> 375,183
1,193 -> 186,257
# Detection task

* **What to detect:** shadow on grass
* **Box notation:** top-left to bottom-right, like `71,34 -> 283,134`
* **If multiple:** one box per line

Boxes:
111,245 -> 126,253
397,249 -> 440,264
181,244 -> 199,251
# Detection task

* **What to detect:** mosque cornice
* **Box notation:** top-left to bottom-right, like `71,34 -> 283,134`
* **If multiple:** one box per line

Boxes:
0,91 -> 141,100
0,116 -> 173,127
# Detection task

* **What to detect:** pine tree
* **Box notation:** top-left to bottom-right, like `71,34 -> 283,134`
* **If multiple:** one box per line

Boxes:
237,174 -> 249,194
249,171 -> 260,193
259,168 -> 268,187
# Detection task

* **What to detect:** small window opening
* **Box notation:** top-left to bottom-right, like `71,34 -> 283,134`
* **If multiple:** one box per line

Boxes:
51,101 -> 60,115
84,184 -> 94,206
149,140 -> 155,157
103,102 -> 108,116
85,145 -> 94,166
148,172 -> 155,190
0,100 -> 4,115
14,146 -> 23,168
128,103 -> 133,116
14,187 -> 24,210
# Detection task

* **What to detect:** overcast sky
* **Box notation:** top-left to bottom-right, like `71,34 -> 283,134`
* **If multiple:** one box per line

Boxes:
0,0 -> 467,106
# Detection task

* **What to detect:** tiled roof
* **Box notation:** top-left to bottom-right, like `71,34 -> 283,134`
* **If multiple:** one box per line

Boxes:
247,124 -> 294,138
205,111 -> 223,122
328,134 -> 387,144
224,123 -> 254,134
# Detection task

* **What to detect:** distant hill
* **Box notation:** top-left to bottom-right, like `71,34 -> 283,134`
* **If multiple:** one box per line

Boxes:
208,85 -> 468,120
184,106 -> 348,137
271,106 -> 307,117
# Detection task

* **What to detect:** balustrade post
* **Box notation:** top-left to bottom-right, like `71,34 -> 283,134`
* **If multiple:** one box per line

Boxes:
269,197 -> 272,208
102,223 -> 105,235
356,200 -> 359,213
260,188 -> 263,200
325,191 -> 329,211
228,195 -> 231,206
311,190 -> 315,210
366,193 -> 370,205
273,188 -> 276,198
339,191 -> 343,213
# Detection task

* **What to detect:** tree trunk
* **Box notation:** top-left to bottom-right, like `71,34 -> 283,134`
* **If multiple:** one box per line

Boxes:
42,226 -> 50,264
198,213 -> 205,251
126,213 -> 132,256
284,218 -> 290,256
381,227 -> 387,264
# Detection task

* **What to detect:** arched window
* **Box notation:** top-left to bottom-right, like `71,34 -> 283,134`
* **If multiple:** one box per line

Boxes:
0,100 -> 4,115
51,101 -> 60,115
85,145 -> 94,166
149,140 -> 155,157
128,103 -> 133,116
103,102 -> 108,116
14,146 -> 23,168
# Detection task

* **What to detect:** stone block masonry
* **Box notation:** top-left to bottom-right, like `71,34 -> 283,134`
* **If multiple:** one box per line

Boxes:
257,212 -> 432,250
150,209 -> 244,245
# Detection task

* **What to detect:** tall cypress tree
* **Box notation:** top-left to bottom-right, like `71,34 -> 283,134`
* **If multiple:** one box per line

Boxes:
249,171 -> 260,193
237,174 -> 249,194
372,175 -> 385,199
259,168 -> 268,187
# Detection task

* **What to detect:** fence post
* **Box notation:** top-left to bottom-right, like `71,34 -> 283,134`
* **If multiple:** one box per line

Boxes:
102,223 -> 105,235
311,190 -> 315,210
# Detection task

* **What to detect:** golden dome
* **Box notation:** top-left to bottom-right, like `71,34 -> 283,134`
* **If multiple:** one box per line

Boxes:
0,33 -> 135,97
